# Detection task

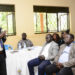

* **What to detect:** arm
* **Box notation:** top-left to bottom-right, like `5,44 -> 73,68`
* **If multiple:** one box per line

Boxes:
28,40 -> 33,46
62,44 -> 75,67
63,58 -> 75,67
45,43 -> 59,60
30,41 -> 33,46
0,31 -> 6,39
38,43 -> 46,56
54,44 -> 66,63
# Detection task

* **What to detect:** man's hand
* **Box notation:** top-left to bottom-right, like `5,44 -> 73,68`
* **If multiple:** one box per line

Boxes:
38,55 -> 45,60
2,31 -> 6,36
56,63 -> 64,69
0,31 -> 6,39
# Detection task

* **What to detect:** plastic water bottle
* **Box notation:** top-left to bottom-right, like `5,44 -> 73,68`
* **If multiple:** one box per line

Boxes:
23,43 -> 26,48
18,43 -> 21,49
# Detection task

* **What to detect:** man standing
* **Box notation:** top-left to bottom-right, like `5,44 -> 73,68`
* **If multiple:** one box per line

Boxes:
28,34 -> 59,75
0,30 -> 7,75
45,34 -> 75,75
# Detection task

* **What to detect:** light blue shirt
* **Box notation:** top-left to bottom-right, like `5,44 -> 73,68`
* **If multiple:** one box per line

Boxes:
58,45 -> 71,63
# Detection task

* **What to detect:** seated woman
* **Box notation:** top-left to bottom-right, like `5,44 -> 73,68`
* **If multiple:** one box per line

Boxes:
53,33 -> 61,46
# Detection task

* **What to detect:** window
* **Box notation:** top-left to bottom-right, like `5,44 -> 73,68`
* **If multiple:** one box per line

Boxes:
33,6 -> 70,33
0,4 -> 16,35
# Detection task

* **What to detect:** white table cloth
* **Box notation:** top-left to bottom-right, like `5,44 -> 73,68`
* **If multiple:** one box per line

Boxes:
6,46 -> 42,75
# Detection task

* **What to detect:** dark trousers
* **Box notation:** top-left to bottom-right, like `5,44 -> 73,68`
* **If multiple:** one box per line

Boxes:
45,64 -> 73,75
0,54 -> 7,75
28,58 -> 51,75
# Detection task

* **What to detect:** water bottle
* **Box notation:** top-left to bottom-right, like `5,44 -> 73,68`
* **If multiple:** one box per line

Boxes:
18,43 -> 21,49
23,43 -> 26,48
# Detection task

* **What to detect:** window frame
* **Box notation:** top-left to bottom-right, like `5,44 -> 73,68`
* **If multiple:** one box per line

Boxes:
0,4 -> 16,36
33,6 -> 70,34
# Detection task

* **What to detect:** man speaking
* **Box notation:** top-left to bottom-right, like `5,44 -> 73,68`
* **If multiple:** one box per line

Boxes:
0,28 -> 7,75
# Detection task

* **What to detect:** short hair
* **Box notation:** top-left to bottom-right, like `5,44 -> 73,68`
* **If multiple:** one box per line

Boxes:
22,33 -> 27,36
61,32 -> 64,34
61,29 -> 70,35
69,34 -> 74,40
47,34 -> 52,37
46,34 -> 53,40
65,29 -> 70,34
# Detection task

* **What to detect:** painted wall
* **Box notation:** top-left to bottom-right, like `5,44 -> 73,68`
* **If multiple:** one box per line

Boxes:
0,0 -> 75,49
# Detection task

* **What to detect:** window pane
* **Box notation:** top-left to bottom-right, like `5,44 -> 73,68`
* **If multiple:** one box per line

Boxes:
58,13 -> 68,31
34,12 -> 69,33
47,13 -> 57,32
36,13 -> 41,32
0,12 -> 15,35
0,12 -> 7,31
34,12 -> 47,33
34,13 -> 37,32
7,13 -> 13,34
34,13 -> 41,32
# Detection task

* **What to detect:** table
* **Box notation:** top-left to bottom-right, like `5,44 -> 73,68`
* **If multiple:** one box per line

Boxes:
6,46 -> 42,75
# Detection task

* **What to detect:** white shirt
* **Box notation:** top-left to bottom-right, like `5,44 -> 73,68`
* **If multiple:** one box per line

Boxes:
41,42 -> 51,59
58,45 -> 71,63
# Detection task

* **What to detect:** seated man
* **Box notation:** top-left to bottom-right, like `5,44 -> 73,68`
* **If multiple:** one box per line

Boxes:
45,34 -> 75,75
28,34 -> 59,75
60,30 -> 70,46
17,33 -> 33,49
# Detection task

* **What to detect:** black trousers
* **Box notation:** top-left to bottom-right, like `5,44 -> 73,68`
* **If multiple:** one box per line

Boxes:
0,54 -> 7,75
45,64 -> 73,75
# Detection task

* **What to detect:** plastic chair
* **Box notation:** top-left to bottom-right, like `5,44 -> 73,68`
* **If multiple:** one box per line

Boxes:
4,45 -> 13,50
